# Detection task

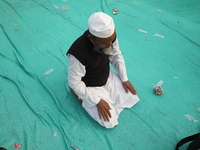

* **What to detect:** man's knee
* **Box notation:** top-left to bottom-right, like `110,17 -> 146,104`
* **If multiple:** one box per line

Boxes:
82,102 -> 119,128
99,107 -> 119,128
102,118 -> 118,128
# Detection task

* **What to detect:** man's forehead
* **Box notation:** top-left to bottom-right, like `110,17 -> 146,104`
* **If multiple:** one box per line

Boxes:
96,32 -> 116,41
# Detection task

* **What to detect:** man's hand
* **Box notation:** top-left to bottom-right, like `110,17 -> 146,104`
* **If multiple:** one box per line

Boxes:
122,81 -> 137,95
97,99 -> 112,122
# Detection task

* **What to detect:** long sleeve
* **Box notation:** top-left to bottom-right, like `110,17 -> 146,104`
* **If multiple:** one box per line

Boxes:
109,39 -> 128,82
68,54 -> 100,107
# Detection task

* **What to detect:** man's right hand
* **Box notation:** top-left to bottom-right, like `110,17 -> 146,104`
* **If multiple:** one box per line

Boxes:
97,99 -> 112,122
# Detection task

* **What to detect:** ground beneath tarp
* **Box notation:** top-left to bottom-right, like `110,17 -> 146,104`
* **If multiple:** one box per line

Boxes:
0,0 -> 200,150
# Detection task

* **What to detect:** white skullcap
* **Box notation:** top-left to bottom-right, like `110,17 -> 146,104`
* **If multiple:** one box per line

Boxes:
88,12 -> 115,38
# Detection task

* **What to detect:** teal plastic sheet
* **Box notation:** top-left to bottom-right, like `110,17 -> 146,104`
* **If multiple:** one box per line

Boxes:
0,0 -> 200,149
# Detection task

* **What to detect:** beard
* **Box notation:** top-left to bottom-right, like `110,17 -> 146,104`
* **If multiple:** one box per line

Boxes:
93,45 -> 114,55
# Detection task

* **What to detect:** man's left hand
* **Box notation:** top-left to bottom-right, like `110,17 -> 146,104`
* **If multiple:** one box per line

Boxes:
122,81 -> 137,95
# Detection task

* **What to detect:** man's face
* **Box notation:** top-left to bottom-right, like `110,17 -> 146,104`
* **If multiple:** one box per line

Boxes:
89,32 -> 116,55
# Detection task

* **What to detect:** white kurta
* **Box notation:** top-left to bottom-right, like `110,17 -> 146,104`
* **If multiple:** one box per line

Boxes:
68,39 -> 139,128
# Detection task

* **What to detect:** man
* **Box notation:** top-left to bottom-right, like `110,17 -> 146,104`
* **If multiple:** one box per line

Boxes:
67,12 -> 139,128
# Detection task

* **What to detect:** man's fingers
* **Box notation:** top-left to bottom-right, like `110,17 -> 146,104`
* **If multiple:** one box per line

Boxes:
107,109 -> 112,118
123,83 -> 137,95
131,88 -> 137,95
123,85 -> 128,93
105,104 -> 112,120
122,81 -> 138,95
104,109 -> 112,121
97,99 -> 112,122
98,109 -> 111,122
100,111 -> 109,122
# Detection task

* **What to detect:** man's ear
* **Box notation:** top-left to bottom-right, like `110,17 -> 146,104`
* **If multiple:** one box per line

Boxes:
87,34 -> 94,43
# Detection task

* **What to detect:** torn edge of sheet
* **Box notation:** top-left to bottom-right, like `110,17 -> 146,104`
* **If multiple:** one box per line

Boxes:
44,69 -> 54,75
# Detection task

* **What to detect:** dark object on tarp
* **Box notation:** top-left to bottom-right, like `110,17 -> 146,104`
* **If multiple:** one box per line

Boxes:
0,147 -> 7,150
154,80 -> 164,95
154,85 -> 164,95
175,133 -> 200,150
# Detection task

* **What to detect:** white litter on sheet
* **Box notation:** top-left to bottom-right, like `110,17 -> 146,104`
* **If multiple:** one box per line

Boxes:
53,132 -> 57,137
154,33 -> 164,39
62,0 -> 67,2
138,29 -> 147,33
184,114 -> 198,122
61,6 -> 70,9
154,80 -> 164,88
197,108 -> 200,112
53,5 -> 59,9
173,76 -> 178,79
44,69 -> 54,75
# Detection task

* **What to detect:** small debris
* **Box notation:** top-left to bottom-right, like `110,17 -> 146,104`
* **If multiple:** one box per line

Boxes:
112,8 -> 118,14
145,39 -> 148,41
44,69 -> 54,75
53,5 -> 59,9
138,29 -> 147,33
61,6 -> 70,9
13,144 -> 22,149
53,132 -> 57,137
71,144 -> 80,150
154,86 -> 164,95
62,0 -> 67,2
154,33 -> 164,39
197,108 -> 200,113
9,2 -> 14,4
14,24 -> 18,27
153,80 -> 164,95
157,10 -> 162,12
185,114 -> 198,122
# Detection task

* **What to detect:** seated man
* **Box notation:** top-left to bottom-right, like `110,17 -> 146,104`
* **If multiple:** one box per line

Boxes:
67,12 -> 139,128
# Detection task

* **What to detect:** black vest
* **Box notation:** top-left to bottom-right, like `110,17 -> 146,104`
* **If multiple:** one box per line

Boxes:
67,30 -> 110,87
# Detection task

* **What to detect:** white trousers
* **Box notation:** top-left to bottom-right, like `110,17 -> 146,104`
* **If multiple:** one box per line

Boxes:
82,70 -> 140,128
